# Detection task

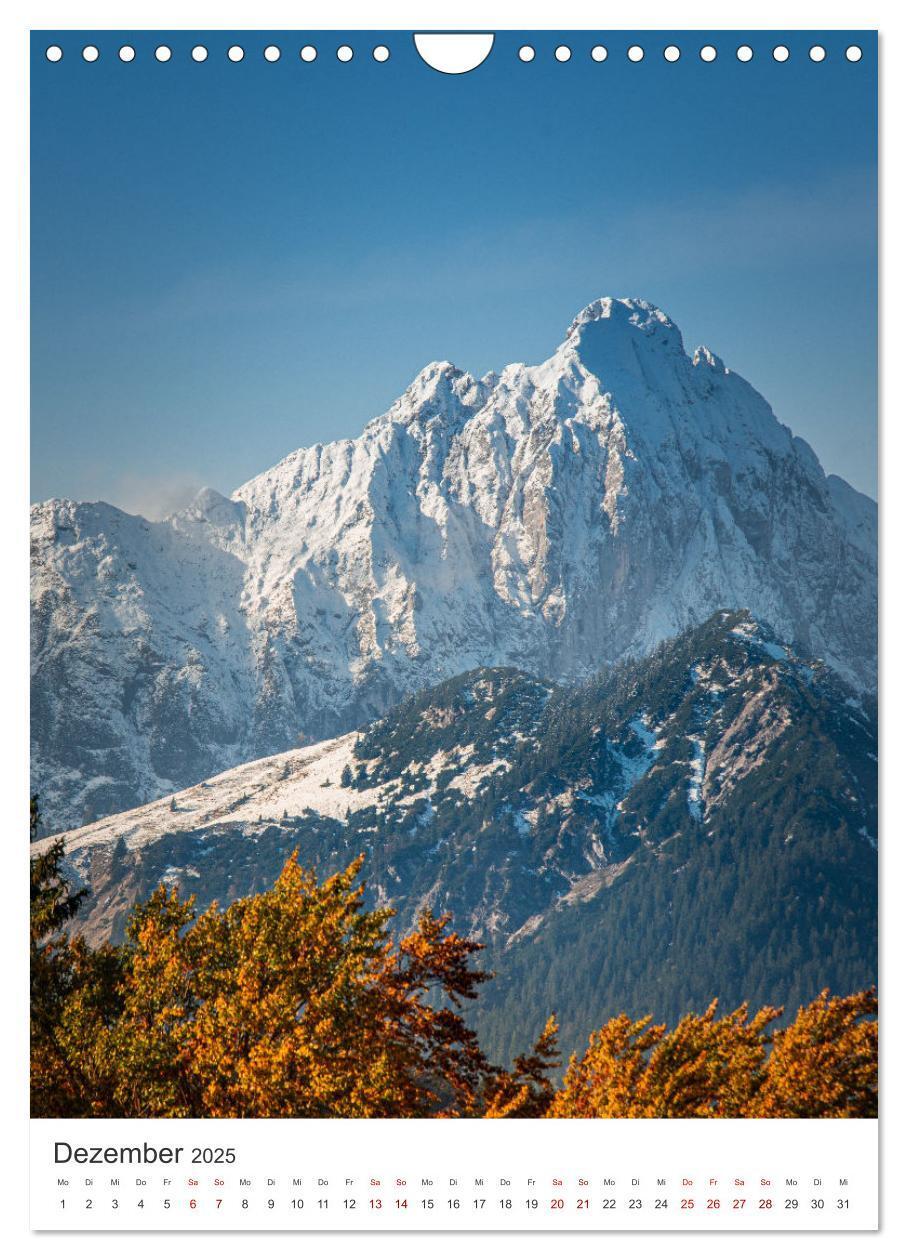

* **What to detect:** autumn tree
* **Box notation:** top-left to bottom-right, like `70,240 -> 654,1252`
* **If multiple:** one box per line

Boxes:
548,994 -> 877,1119
112,855 -> 500,1118
32,848 -> 557,1118
748,989 -> 878,1117
483,1015 -> 560,1117
30,814 -> 877,1121
549,1001 -> 779,1118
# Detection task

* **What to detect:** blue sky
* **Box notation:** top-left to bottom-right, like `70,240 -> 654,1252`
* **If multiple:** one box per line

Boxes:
31,30 -> 878,510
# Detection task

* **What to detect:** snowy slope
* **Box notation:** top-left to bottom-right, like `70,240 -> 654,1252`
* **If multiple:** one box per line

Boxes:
38,612 -> 876,972
31,298 -> 877,830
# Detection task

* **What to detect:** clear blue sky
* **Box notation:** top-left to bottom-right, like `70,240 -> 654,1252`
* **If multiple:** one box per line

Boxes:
31,30 -> 878,512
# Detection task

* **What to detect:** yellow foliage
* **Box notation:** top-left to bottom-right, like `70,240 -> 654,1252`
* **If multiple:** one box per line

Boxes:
30,844 -> 877,1120
32,852 -> 552,1118
548,992 -> 877,1119
747,989 -> 878,1117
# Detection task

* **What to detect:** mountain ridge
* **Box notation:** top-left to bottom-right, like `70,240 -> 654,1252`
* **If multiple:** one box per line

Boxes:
37,611 -> 877,1056
31,297 -> 877,831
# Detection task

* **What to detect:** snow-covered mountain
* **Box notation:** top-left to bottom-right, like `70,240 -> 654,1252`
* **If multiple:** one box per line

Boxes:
37,613 -> 877,1055
31,298 -> 877,831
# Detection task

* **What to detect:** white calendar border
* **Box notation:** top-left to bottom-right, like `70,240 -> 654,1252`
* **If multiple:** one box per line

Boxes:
2,0 -> 904,1256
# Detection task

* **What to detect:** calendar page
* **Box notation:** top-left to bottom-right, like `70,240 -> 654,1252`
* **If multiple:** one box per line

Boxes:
28,25 -> 878,1235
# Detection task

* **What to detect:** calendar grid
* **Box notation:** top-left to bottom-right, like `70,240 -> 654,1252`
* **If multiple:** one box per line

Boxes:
31,1118 -> 878,1231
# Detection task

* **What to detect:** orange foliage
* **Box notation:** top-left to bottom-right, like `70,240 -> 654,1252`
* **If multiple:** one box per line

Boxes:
547,993 -> 877,1118
31,844 -> 877,1120
32,852 -> 553,1118
748,990 -> 878,1117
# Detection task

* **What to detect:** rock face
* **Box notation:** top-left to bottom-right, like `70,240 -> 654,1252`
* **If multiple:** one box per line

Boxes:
31,298 -> 877,831
40,613 -> 877,1056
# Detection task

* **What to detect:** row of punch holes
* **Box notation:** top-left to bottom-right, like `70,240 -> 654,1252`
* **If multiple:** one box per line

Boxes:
45,42 -> 865,65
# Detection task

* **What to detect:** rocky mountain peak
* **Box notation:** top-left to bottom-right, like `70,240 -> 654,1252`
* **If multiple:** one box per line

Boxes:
561,295 -> 686,381
31,300 -> 876,830
565,295 -> 678,338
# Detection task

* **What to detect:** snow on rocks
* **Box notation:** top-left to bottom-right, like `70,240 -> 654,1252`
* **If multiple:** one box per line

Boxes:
32,297 -> 877,830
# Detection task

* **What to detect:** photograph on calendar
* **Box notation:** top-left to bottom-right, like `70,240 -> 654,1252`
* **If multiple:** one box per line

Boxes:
30,31 -> 877,1121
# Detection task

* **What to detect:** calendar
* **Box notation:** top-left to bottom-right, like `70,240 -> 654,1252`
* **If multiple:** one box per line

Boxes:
28,21 -> 879,1239
30,1119 -> 878,1230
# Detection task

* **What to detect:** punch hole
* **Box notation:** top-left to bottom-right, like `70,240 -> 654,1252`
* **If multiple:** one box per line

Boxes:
809,46 -> 826,62
737,45 -> 754,61
663,46 -> 681,62
337,45 -> 354,62
192,46 -> 208,62
82,45 -> 99,62
373,46 -> 391,62
228,46 -> 245,62
155,46 -> 172,62
700,45 -> 717,62
119,46 -> 136,62
555,45 -> 572,62
773,46 -> 790,62
846,45 -> 863,62
264,46 -> 281,63
413,33 -> 494,74
627,45 -> 644,62
45,45 -> 63,62
591,46 -> 608,62
300,45 -> 317,63
518,45 -> 535,62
